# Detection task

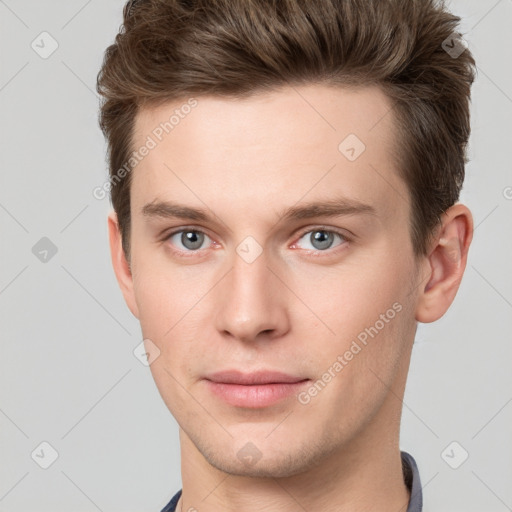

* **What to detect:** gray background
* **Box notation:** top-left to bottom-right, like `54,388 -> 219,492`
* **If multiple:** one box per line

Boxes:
1,1 -> 511,511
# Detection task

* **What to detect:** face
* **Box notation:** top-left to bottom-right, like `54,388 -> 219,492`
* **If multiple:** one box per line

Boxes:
117,84 -> 425,478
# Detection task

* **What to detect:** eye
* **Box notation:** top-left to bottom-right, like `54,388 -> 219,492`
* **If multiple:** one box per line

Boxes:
294,228 -> 347,252
165,229 -> 211,252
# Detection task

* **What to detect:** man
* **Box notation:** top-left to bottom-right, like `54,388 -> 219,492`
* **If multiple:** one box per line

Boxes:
96,0 -> 475,510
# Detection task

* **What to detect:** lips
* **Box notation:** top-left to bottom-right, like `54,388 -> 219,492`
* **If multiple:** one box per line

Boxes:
204,369 -> 307,385
203,370 -> 310,408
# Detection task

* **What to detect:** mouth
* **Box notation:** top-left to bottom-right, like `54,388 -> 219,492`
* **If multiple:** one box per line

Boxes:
203,370 -> 310,408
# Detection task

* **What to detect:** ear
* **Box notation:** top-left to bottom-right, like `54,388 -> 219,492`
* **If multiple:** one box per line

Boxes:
107,210 -> 140,319
415,203 -> 473,323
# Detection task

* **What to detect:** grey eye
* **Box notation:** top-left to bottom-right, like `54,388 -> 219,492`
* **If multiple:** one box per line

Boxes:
182,231 -> 205,250
169,230 -> 208,251
310,231 -> 334,250
297,230 -> 345,251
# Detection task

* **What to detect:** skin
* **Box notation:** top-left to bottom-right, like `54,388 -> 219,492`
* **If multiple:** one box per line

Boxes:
108,84 -> 473,512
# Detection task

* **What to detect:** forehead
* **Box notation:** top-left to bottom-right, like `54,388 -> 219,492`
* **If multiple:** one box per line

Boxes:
130,84 -> 408,220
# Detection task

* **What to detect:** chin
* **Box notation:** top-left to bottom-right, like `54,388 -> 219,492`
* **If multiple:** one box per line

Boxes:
196,432 -> 333,479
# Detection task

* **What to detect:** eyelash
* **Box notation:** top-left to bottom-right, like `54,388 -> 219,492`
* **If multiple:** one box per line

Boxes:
293,226 -> 350,256
162,227 -> 217,258
162,226 -> 351,257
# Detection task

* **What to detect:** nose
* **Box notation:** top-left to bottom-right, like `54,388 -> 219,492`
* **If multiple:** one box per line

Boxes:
213,245 -> 290,344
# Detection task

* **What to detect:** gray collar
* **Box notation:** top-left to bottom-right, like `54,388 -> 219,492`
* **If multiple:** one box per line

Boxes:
401,451 -> 423,512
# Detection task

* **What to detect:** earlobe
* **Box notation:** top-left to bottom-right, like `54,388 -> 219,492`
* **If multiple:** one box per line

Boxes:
415,204 -> 473,323
107,210 -> 140,319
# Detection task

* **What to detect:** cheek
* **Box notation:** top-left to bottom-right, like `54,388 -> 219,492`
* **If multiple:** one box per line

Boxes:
294,267 -> 415,424
130,257 -> 216,382
290,252 -> 416,397
292,257 -> 408,336
130,249 -> 200,338
132,273 -> 172,339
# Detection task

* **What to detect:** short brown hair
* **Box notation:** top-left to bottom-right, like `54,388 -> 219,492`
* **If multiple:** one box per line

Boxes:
97,0 -> 476,260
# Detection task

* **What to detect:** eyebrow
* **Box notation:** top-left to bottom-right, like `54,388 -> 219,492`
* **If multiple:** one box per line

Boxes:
141,197 -> 377,225
279,198 -> 377,221
142,201 -> 211,222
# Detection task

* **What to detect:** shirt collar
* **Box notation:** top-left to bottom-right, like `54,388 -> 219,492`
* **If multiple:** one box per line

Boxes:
401,450 -> 423,512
